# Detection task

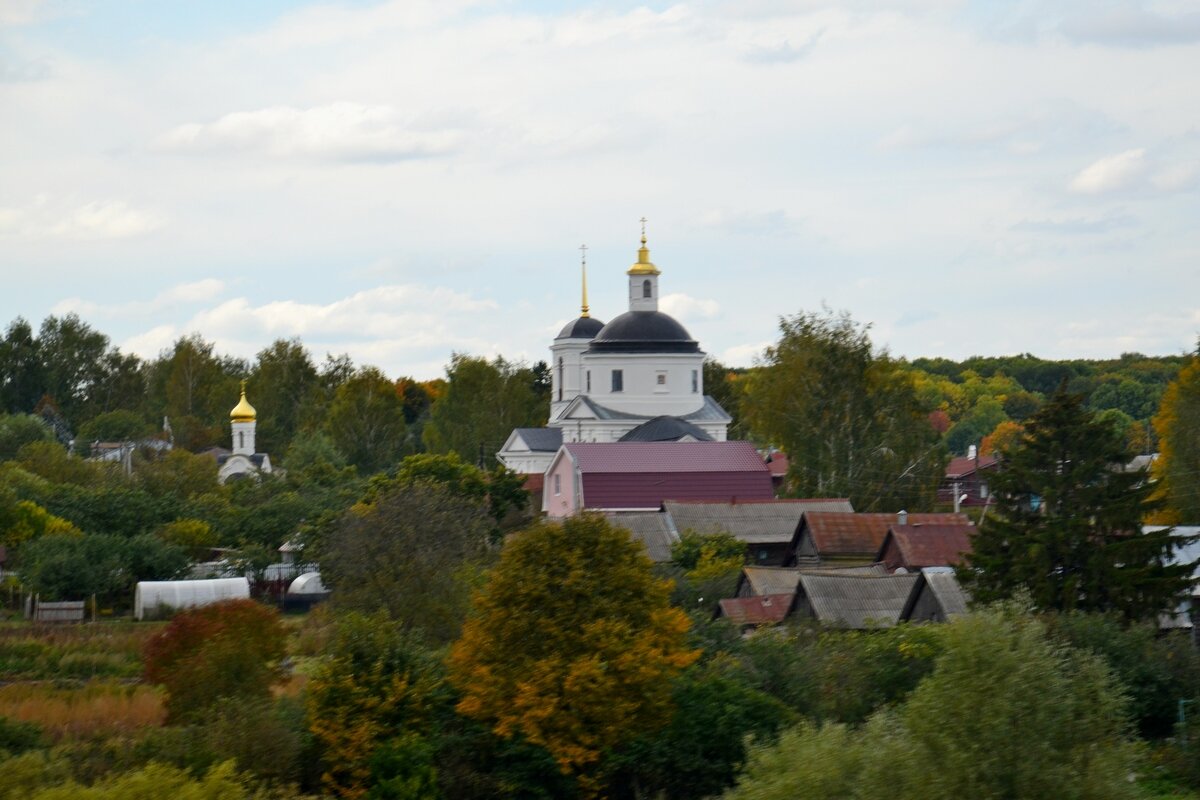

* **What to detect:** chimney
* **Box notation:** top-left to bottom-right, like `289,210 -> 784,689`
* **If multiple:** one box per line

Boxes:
967,444 -> 977,461
898,510 -> 908,526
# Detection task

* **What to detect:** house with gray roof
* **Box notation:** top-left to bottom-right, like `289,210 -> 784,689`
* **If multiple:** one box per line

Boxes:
792,572 -> 919,629
604,511 -> 679,563
663,498 -> 854,566
900,567 -> 970,623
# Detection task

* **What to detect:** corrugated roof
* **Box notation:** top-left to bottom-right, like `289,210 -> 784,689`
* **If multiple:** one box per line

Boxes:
604,511 -> 679,562
802,512 -> 972,558
665,498 -> 854,545
797,572 -> 919,629
945,454 -> 1000,479
717,593 -> 795,625
741,566 -> 803,596
881,523 -> 974,569
565,441 -> 769,474
901,567 -> 970,620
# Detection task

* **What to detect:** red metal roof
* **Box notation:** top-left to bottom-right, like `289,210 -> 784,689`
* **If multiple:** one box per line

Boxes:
879,524 -> 974,569
945,454 -> 999,479
717,593 -> 795,625
766,452 -> 790,477
802,512 -> 972,558
581,471 -> 775,510
564,441 -> 770,474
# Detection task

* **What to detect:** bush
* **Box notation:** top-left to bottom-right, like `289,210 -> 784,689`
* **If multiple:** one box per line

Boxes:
0,714 -> 44,753
143,599 -> 286,723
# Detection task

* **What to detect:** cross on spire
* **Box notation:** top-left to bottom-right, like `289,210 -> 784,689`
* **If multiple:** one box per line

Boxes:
579,244 -> 590,318
640,216 -> 647,243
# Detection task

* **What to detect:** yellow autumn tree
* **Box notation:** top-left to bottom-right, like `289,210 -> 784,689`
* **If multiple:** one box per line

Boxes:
448,514 -> 698,797
1153,355 -> 1200,524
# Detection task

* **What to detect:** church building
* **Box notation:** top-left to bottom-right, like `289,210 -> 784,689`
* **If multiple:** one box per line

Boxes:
216,382 -> 273,484
498,230 -> 731,475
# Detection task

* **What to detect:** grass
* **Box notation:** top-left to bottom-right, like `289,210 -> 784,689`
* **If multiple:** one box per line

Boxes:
0,681 -> 165,740
0,621 -> 162,680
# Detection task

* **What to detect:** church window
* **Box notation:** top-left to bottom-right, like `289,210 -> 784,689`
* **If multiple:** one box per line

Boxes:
691,370 -> 699,393
557,357 -> 563,402
238,431 -> 244,449
586,371 -> 591,392
642,279 -> 652,298
656,372 -> 666,385
612,369 -> 624,392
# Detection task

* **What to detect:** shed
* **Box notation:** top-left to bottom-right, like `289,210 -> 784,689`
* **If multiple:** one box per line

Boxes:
793,572 -> 918,629
789,512 -> 972,567
604,511 -> 679,563
134,577 -> 251,621
663,498 -> 854,566
900,567 -> 970,622
716,593 -> 796,628
876,523 -> 975,572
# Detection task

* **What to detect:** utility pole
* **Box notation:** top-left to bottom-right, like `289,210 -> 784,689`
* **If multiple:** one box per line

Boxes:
953,480 -> 961,514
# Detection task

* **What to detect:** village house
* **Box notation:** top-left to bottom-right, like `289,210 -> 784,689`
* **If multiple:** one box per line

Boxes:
875,522 -> 975,573
938,445 -> 999,509
788,511 -> 973,568
662,498 -> 854,566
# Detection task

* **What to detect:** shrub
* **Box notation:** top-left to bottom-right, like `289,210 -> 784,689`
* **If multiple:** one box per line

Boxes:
143,599 -> 286,723
0,714 -> 44,753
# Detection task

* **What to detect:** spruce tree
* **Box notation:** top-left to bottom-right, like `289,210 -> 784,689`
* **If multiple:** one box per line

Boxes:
962,383 -> 1196,621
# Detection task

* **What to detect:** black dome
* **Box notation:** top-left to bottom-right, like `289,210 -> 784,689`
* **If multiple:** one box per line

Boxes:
556,316 -> 606,340
587,310 -> 700,354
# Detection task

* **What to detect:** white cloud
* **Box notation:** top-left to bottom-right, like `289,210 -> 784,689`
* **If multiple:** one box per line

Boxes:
0,197 -> 163,239
54,279 -> 226,318
1069,149 -> 1146,194
157,103 -> 465,162
660,293 -> 720,322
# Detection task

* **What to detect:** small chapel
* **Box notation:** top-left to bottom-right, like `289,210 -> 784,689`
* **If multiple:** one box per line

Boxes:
216,381 -> 273,484
497,229 -> 731,476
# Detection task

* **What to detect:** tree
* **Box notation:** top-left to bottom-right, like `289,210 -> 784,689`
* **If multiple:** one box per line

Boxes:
145,335 -> 240,450
319,482 -> 492,643
1154,356 -> 1200,523
250,338 -> 319,456
0,318 -> 44,414
0,414 -> 54,461
143,599 -> 287,723
423,355 -> 544,468
18,533 -> 186,601
963,384 -> 1195,621
307,613 -> 445,799
703,357 -> 748,439
391,452 -> 530,533
76,410 -> 153,447
979,419 -> 1023,457
325,367 -> 407,474
743,309 -> 946,511
723,607 -> 1138,800
448,514 -> 698,796
156,518 -> 219,560
36,314 -> 110,425
668,530 -> 747,608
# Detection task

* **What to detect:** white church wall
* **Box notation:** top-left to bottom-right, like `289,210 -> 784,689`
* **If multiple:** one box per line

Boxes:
580,352 -> 706,417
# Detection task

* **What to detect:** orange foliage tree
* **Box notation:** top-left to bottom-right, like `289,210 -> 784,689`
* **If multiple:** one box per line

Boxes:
143,599 -> 286,723
980,420 -> 1024,456
448,514 -> 698,797
1154,356 -> 1200,524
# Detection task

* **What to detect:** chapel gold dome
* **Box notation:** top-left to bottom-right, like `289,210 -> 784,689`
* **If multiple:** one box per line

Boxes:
230,384 -> 256,422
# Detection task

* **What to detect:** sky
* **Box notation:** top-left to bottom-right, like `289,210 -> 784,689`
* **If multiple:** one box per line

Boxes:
1,0 -> 1198,380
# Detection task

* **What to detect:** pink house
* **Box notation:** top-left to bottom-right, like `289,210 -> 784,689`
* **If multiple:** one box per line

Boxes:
542,441 -> 774,517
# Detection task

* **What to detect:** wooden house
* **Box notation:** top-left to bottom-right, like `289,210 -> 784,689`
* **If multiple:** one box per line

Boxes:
663,498 -> 853,566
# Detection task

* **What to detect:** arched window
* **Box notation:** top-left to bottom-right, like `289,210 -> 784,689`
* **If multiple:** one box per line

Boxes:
238,431 -> 244,449
642,279 -> 652,298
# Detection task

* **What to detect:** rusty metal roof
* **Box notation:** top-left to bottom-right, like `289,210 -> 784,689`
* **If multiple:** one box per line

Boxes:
879,523 -> 975,569
801,512 -> 972,558
717,593 -> 795,625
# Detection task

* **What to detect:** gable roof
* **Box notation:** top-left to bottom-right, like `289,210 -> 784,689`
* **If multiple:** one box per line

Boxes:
737,563 -> 887,597
619,416 -> 714,442
878,523 -> 975,569
564,441 -> 769,474
717,594 -> 795,625
560,394 -> 732,423
945,454 -> 1000,479
796,572 -> 919,629
799,512 -> 972,558
901,567 -> 970,620
512,427 -> 563,452
664,498 -> 854,545
604,511 -> 679,562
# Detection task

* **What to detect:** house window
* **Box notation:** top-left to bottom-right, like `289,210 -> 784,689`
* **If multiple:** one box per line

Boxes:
980,482 -> 989,499
691,369 -> 699,393
586,371 -> 591,392
612,369 -> 623,392
642,279 -> 652,298
554,474 -> 562,495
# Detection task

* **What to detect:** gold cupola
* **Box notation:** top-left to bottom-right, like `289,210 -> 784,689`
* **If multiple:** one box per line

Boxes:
627,231 -> 661,276
230,381 -> 257,422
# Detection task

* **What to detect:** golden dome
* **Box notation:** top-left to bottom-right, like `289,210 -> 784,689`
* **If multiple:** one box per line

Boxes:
230,381 -> 256,422
627,233 -> 661,276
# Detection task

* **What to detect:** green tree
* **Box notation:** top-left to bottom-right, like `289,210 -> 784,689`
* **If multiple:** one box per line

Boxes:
320,482 -> 492,643
0,413 -> 54,461
144,599 -> 287,723
250,338 -> 319,455
0,318 -> 44,415
963,384 -> 1195,621
146,335 -> 241,450
156,518 -> 219,560
325,367 -> 407,474
18,532 -> 186,601
448,514 -> 698,796
423,355 -> 544,468
743,310 -> 946,511
36,314 -> 110,425
1154,356 -> 1200,523
76,410 -> 153,447
392,452 -> 529,532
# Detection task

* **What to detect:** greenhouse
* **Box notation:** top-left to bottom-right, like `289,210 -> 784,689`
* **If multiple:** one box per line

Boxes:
133,577 -> 251,620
